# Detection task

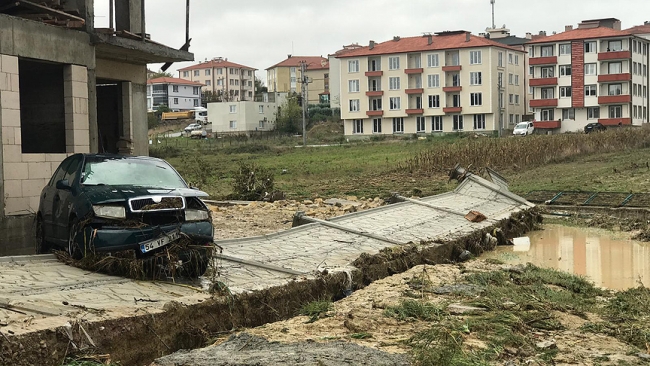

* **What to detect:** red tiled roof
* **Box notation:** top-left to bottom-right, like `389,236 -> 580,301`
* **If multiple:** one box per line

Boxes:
178,59 -> 257,71
266,56 -> 329,70
147,77 -> 204,86
329,44 -> 364,57
335,32 -> 523,58
627,24 -> 650,34
526,27 -> 632,44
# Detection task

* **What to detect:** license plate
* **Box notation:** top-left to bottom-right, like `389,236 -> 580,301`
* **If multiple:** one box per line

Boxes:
140,231 -> 181,253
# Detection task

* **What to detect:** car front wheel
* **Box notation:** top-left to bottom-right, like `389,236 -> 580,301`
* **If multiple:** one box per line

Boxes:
35,216 -> 51,254
67,218 -> 83,260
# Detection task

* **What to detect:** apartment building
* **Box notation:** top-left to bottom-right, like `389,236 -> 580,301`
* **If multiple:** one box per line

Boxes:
526,19 -> 649,133
147,77 -> 203,111
266,56 -> 330,104
335,32 -> 526,137
178,57 -> 257,101
208,93 -> 288,134
328,44 -> 365,110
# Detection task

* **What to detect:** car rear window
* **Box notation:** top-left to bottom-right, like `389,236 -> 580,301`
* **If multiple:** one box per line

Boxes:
81,158 -> 187,189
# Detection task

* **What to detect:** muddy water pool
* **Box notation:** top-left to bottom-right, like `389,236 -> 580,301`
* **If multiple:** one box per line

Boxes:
485,224 -> 650,290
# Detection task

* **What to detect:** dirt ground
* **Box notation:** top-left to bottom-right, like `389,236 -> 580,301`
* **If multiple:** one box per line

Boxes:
155,260 -> 647,366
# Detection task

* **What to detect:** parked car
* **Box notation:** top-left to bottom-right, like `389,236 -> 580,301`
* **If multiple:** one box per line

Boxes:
36,154 -> 214,277
513,122 -> 535,136
584,122 -> 606,134
190,129 -> 207,139
184,123 -> 202,133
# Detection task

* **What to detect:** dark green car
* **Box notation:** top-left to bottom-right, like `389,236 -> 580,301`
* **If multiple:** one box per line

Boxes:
36,154 -> 214,277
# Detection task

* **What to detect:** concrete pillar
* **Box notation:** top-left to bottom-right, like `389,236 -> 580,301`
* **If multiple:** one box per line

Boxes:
63,0 -> 94,33
131,82 -> 148,156
63,65 -> 90,153
114,0 -> 143,34
87,68 -> 98,153
118,81 -> 134,155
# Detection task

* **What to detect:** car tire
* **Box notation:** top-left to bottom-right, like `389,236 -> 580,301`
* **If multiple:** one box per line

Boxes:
67,217 -> 83,260
35,216 -> 51,254
181,248 -> 212,278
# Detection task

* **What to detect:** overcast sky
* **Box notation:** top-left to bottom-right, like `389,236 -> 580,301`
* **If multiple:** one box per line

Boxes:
95,0 -> 649,84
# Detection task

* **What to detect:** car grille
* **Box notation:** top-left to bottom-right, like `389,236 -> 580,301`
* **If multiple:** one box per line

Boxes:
129,196 -> 186,213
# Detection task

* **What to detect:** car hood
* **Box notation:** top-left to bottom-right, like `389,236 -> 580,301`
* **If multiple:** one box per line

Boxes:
82,185 -> 209,205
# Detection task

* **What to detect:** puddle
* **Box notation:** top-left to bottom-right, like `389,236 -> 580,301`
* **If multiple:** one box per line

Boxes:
485,224 -> 650,290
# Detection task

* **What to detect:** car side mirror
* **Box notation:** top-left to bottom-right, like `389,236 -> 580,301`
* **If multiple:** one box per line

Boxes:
56,179 -> 72,190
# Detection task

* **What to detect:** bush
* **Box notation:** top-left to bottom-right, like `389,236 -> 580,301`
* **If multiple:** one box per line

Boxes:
149,145 -> 181,159
230,162 -> 275,201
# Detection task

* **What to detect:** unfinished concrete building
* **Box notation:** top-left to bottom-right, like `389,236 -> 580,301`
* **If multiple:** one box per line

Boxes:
0,0 -> 194,255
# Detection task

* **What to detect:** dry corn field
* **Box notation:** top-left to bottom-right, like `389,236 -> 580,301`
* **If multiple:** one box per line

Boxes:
397,127 -> 650,173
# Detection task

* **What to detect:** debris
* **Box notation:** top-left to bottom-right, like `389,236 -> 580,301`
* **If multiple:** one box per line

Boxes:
465,210 -> 487,223
536,340 -> 557,349
512,237 -> 531,252
638,353 -> 650,360
432,284 -> 484,296
447,304 -> 487,315
458,250 -> 472,262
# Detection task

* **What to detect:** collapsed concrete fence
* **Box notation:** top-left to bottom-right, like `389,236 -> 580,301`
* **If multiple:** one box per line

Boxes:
0,169 -> 539,366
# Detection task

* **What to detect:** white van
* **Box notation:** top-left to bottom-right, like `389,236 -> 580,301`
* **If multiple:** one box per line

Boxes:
194,107 -> 208,125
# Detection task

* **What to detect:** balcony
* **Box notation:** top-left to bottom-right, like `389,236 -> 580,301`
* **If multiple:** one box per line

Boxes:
405,68 -> 424,74
598,73 -> 632,83
598,94 -> 632,104
366,110 -> 384,117
443,106 -> 462,113
442,65 -> 462,72
405,88 -> 424,94
533,120 -> 561,129
366,90 -> 384,96
530,99 -> 558,108
598,50 -> 632,61
443,86 -> 462,92
529,56 -> 558,66
529,77 -> 558,87
365,70 -> 383,77
405,109 -> 424,115
598,117 -> 632,126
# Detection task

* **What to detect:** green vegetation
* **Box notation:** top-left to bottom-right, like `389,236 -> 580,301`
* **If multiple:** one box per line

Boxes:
63,358 -> 120,366
384,300 -> 446,322
350,332 -> 373,339
299,300 -> 333,323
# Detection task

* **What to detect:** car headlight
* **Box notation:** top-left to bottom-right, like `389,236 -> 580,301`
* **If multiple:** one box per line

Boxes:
185,209 -> 210,222
93,205 -> 126,220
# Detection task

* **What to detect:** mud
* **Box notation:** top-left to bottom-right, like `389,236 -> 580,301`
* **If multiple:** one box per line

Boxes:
152,332 -> 410,366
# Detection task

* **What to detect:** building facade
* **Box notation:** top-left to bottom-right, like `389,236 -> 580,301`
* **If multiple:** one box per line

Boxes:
207,93 -> 288,134
147,77 -> 203,111
266,56 -> 329,104
178,58 -> 257,101
526,19 -> 649,133
335,32 -> 526,137
328,44 -> 364,111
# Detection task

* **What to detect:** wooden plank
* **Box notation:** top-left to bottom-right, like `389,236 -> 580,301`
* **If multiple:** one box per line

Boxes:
13,0 -> 85,22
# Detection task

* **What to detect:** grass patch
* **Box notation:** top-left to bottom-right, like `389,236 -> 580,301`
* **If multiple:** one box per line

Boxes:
350,332 -> 373,339
384,300 -> 446,322
299,300 -> 333,323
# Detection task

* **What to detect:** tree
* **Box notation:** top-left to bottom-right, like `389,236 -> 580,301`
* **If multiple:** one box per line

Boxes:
254,77 -> 268,97
148,70 -> 173,79
275,93 -> 302,134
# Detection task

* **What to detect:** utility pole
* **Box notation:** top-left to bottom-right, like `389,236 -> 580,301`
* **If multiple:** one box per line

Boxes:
300,61 -> 311,146
498,72 -> 503,137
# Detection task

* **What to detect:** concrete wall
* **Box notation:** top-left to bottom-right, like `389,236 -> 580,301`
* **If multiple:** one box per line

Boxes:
208,101 -> 278,133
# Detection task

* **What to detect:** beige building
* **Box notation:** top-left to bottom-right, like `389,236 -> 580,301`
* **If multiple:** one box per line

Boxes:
266,56 -> 330,104
178,57 -> 257,101
335,32 -> 526,137
207,93 -> 288,134
526,18 -> 649,133
328,44 -> 365,110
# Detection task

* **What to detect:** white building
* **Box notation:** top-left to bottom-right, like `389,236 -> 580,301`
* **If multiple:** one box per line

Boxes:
208,93 -> 288,134
146,77 -> 203,111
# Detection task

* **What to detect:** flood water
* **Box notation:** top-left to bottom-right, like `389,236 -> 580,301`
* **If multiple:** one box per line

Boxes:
485,225 -> 650,290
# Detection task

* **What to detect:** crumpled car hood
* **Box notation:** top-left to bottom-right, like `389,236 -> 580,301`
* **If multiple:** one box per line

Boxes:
82,185 -> 209,205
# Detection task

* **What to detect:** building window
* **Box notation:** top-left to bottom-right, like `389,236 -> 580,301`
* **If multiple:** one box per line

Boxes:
349,79 -> 360,92
416,117 -> 426,133
259,105 -> 264,113
373,118 -> 382,133
540,87 -> 554,99
172,85 -> 179,92
349,99 -> 360,112
427,54 -> 439,67
584,63 -> 597,75
585,41 -> 597,53
389,97 -> 401,110
515,54 -> 519,65
541,109 -> 554,121
559,86 -> 572,98
515,94 -> 520,104
509,94 -> 514,104
609,105 -> 622,118
205,80 -> 211,86
353,119 -> 363,134
608,40 -> 622,52
529,86 -> 534,94
427,74 -> 440,88
428,95 -> 440,108
541,66 -> 555,78
369,98 -> 382,111
562,108 -> 575,120
508,53 -> 513,64
193,86 -> 199,95
217,68 -> 223,75
229,105 -> 237,113
609,62 -> 622,74
498,72 -> 503,86
452,115 -> 463,131
192,99 -> 198,107
194,70 -> 200,76
559,65 -> 571,76
498,52 -> 503,67
587,107 -> 600,119
183,71 -> 189,77
389,77 -> 401,90
392,117 -> 404,133
585,85 -> 597,96
389,56 -> 400,70
608,84 -> 623,96
470,51 -> 482,64
173,98 -> 178,104
514,75 -> 519,85
473,114 -> 486,130
348,60 -> 359,73
470,92 -> 482,106
259,120 -> 265,129
431,116 -> 443,131
528,46 -> 535,57
229,120 -> 237,129
541,45 -> 554,57
529,66 -> 534,76
508,73 -> 513,84
559,44 -> 571,55
469,72 -> 482,86
205,69 -> 211,76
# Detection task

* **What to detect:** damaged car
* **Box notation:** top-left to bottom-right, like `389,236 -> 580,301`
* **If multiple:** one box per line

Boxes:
36,154 -> 214,277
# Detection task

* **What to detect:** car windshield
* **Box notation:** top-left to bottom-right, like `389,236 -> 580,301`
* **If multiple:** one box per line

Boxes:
515,123 -> 528,129
81,158 -> 187,188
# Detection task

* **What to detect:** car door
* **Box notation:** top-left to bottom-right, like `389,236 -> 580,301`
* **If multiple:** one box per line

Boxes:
52,155 -> 83,242
41,157 -> 73,240
528,122 -> 534,134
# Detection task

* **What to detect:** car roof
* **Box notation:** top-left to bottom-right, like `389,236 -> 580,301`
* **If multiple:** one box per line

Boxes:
74,153 -> 167,164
